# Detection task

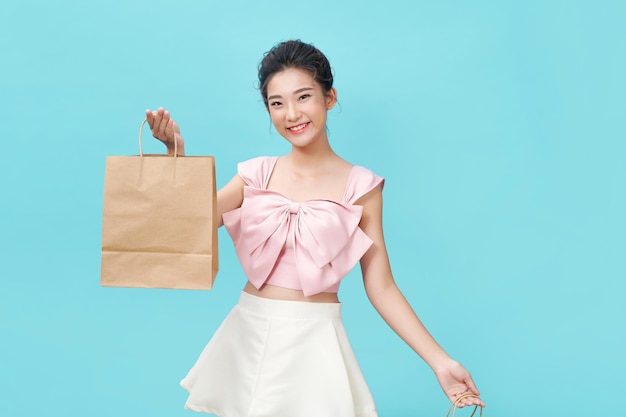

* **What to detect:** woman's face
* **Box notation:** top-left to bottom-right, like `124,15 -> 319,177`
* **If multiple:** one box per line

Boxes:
266,67 -> 336,148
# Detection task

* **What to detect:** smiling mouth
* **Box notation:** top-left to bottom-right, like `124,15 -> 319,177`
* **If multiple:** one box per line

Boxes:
287,122 -> 310,133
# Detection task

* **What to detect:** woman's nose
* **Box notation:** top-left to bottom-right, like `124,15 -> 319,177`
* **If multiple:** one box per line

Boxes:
286,102 -> 300,121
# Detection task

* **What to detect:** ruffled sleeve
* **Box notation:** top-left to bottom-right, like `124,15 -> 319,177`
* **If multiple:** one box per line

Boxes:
343,166 -> 385,205
236,156 -> 278,189
222,156 -> 276,252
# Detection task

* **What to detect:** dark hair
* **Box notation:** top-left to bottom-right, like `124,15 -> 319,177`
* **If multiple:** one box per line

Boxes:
258,40 -> 334,106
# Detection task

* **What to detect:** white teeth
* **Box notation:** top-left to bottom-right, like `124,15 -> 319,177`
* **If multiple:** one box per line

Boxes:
289,123 -> 307,131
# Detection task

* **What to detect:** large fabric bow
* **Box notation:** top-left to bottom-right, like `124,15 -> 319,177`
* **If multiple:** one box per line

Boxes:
223,187 -> 373,296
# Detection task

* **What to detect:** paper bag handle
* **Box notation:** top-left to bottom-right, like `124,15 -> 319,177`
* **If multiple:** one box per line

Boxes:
445,393 -> 483,417
138,118 -> 179,158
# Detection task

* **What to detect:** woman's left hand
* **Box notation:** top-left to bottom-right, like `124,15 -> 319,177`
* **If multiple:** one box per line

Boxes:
145,107 -> 185,156
434,360 -> 485,408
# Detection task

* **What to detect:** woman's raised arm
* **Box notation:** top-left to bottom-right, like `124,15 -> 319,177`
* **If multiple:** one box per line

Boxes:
145,107 -> 245,227
216,174 -> 246,228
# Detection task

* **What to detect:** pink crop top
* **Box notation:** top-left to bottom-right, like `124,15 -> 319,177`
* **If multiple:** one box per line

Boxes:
222,156 -> 384,296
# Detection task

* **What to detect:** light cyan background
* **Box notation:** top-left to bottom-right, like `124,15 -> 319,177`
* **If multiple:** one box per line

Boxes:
1,1 -> 624,416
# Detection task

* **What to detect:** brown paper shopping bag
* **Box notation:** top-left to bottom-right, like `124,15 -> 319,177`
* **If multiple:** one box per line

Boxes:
101,119 -> 218,290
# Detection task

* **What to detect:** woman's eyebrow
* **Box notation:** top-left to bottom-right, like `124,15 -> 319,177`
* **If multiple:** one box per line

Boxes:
293,87 -> 314,94
267,87 -> 314,101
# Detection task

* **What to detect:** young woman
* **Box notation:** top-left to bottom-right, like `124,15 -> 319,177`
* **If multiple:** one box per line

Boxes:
146,40 -> 484,417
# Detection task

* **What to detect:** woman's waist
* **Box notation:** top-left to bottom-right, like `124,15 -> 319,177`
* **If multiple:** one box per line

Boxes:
243,282 -> 340,304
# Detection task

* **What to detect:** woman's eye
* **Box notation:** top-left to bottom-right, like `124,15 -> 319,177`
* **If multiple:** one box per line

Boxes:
270,101 -> 282,107
299,94 -> 311,101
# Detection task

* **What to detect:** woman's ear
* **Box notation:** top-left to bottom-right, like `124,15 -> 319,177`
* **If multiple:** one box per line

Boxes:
326,88 -> 338,110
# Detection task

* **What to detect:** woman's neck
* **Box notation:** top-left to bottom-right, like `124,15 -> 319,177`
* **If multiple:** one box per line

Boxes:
287,142 -> 340,173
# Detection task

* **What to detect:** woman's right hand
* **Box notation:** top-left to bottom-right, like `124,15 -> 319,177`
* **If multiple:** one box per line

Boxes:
145,107 -> 185,156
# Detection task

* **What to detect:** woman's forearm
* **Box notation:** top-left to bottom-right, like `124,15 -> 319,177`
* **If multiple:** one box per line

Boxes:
366,282 -> 452,372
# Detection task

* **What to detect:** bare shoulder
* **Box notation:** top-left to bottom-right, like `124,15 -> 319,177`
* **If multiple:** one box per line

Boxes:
335,156 -> 355,172
334,160 -> 355,181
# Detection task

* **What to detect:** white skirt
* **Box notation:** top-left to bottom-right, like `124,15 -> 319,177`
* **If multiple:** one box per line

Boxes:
180,291 -> 378,417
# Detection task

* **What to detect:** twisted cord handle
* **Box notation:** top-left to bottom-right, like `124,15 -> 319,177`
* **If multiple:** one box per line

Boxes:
445,393 -> 483,417
138,118 -> 178,157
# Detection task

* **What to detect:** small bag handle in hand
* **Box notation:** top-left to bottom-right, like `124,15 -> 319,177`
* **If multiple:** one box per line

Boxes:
446,393 -> 483,417
138,118 -> 179,157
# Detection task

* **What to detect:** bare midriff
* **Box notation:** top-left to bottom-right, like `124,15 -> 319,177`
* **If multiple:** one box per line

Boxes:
243,282 -> 340,303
